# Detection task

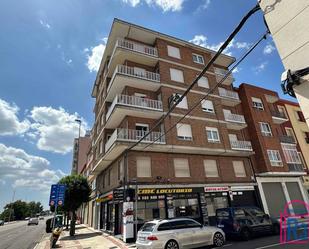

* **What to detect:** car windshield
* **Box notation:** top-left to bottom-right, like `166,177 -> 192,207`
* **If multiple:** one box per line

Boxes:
140,222 -> 156,232
246,208 -> 265,217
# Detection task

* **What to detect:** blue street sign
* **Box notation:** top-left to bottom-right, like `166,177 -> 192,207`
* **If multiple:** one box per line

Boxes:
49,184 -> 66,206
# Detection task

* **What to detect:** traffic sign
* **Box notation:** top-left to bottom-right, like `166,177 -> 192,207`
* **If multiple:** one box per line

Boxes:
49,184 -> 66,206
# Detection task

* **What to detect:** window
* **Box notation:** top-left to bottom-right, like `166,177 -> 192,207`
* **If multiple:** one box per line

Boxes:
281,144 -> 302,164
134,67 -> 146,77
233,161 -> 246,177
285,128 -> 296,142
206,127 -> 220,143
167,45 -> 181,59
99,139 -> 104,154
185,220 -> 201,228
204,160 -> 219,177
278,105 -> 287,118
197,76 -> 209,88
304,132 -> 309,144
192,53 -> 204,64
173,94 -> 188,109
267,150 -> 283,166
201,100 -> 214,113
259,122 -> 272,136
137,157 -> 151,177
296,111 -> 306,122
252,97 -> 264,110
174,158 -> 190,177
100,113 -> 104,126
158,223 -> 171,231
176,123 -> 192,140
170,68 -> 184,83
118,159 -> 124,180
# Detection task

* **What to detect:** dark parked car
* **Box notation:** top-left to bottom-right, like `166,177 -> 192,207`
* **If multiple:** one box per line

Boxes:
216,207 -> 280,240
0,220 -> 4,226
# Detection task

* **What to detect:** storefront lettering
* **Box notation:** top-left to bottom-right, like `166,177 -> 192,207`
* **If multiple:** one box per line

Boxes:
138,188 -> 193,195
204,186 -> 229,192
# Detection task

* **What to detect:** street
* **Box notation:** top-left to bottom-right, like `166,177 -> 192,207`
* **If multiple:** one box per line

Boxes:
0,220 -> 46,249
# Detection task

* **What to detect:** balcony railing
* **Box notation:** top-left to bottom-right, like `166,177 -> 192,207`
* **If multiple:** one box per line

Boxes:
218,87 -> 240,100
105,128 -> 165,152
106,94 -> 163,120
224,112 -> 245,123
113,65 -> 160,82
230,140 -> 253,151
271,110 -> 287,119
279,135 -> 296,144
116,39 -> 158,57
288,163 -> 304,172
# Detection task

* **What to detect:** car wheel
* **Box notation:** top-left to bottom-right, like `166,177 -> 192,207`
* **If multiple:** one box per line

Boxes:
213,232 -> 225,247
241,228 -> 251,241
273,224 -> 280,235
165,240 -> 179,249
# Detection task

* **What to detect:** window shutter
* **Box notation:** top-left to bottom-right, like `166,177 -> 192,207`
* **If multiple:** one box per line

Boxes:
204,160 -> 219,177
197,76 -> 209,88
167,45 -> 181,59
233,161 -> 246,177
201,100 -> 214,112
176,124 -> 192,140
174,94 -> 188,109
170,68 -> 184,83
174,159 -> 190,177
136,157 -> 151,177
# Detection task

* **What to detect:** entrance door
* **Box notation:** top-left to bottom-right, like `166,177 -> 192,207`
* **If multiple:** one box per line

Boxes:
135,124 -> 149,140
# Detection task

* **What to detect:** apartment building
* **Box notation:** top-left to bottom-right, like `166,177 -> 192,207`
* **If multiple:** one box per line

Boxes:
90,19 -> 257,240
71,134 -> 91,174
238,84 -> 309,218
278,99 -> 309,191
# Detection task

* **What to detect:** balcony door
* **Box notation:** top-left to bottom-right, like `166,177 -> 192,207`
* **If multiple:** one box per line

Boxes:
228,134 -> 237,142
134,67 -> 146,77
134,93 -> 148,107
136,123 -> 149,140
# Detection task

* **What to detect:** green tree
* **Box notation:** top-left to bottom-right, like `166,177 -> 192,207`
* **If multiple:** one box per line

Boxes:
58,175 -> 91,236
3,200 -> 28,220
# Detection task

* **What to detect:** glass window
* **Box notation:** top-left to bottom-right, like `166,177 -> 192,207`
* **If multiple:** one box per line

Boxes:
137,200 -> 166,223
234,208 -> 246,218
176,123 -> 192,140
158,222 -> 171,231
192,53 -> 204,64
174,198 -> 200,218
204,160 -> 219,177
201,100 -> 214,113
259,122 -> 272,136
136,157 -> 151,177
197,76 -> 209,88
173,94 -> 188,109
216,210 -> 230,219
170,220 -> 187,229
140,222 -> 156,232
170,68 -> 184,83
267,150 -> 283,167
167,45 -> 181,59
206,127 -> 220,143
281,144 -> 302,164
185,220 -> 201,228
252,97 -> 264,110
174,159 -> 190,177
206,196 -> 228,217
233,161 -> 246,177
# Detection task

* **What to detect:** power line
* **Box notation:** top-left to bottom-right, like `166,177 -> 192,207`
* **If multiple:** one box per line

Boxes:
125,3 -> 261,153
141,31 -> 269,151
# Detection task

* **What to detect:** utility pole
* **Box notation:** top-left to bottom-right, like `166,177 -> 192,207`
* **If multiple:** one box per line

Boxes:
8,189 -> 15,223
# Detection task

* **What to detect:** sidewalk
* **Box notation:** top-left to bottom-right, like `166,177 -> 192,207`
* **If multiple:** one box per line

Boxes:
36,225 -> 132,249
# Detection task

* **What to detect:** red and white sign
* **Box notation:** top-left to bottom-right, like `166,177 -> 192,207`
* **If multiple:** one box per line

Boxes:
204,186 -> 229,192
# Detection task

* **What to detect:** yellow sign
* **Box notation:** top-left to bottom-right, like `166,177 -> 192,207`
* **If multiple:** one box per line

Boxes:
95,194 -> 113,203
138,188 -> 193,195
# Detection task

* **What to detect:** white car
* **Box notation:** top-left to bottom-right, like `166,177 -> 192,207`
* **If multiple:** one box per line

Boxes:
136,218 -> 225,249
28,217 -> 39,225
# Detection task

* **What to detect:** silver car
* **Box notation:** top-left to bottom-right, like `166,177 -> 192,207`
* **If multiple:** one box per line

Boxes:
136,218 -> 225,249
28,217 -> 39,225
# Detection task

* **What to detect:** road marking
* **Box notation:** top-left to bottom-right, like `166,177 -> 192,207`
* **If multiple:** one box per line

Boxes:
255,238 -> 306,249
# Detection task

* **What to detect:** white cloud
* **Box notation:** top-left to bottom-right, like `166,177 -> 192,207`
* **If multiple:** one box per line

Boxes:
253,61 -> 268,73
84,38 -> 108,72
0,99 -> 30,136
39,20 -> 51,29
232,67 -> 241,73
29,106 -> 87,154
235,42 -> 251,49
0,143 -> 65,190
263,43 -> 276,55
121,0 -> 185,12
122,0 -> 141,7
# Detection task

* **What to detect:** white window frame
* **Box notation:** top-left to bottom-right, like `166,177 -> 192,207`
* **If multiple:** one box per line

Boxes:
170,68 -> 184,83
201,99 -> 214,113
136,157 -> 152,177
252,97 -> 264,110
192,53 -> 204,64
267,150 -> 283,167
206,127 -> 220,143
176,123 -> 192,141
233,161 -> 246,177
173,94 -> 188,109
281,144 -> 302,164
204,160 -> 219,177
174,158 -> 190,177
197,76 -> 209,88
167,45 -> 181,59
259,122 -> 272,137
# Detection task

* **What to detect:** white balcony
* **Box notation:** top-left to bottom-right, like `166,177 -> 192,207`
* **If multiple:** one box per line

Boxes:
230,139 -> 253,151
105,95 -> 163,128
106,65 -> 161,101
224,111 -> 247,130
107,39 -> 159,78
218,87 -> 241,106
214,68 -> 234,85
271,110 -> 289,124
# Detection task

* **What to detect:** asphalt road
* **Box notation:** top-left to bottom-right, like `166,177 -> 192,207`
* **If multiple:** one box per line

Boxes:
0,220 -> 46,249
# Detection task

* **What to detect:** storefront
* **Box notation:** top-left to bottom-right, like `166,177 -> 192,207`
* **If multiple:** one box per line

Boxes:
96,193 -> 114,232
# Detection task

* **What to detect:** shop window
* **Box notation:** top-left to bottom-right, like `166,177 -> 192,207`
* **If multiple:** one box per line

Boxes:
197,76 -> 209,88
174,158 -> 190,177
252,97 -> 264,110
204,160 -> 219,177
136,157 -> 151,177
174,198 -> 200,218
267,150 -> 283,167
201,100 -> 214,113
206,127 -> 220,143
192,53 -> 204,64
167,45 -> 181,59
206,195 -> 229,217
137,200 -> 165,223
259,122 -> 272,137
176,123 -> 192,140
233,161 -> 246,177
170,68 -> 184,83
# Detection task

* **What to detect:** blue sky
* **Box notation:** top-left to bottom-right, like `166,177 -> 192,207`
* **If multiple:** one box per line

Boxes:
0,0 -> 293,211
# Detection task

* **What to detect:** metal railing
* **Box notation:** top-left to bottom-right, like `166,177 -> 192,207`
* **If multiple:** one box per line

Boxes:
113,64 -> 160,82
105,128 -> 166,152
230,139 -> 253,151
271,110 -> 287,119
279,135 -> 296,144
224,112 -> 245,123
218,87 -> 240,100
106,95 -> 163,120
116,39 -> 158,57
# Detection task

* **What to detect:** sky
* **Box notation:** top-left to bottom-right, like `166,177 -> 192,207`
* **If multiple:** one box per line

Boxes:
0,0 -> 294,211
